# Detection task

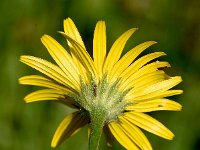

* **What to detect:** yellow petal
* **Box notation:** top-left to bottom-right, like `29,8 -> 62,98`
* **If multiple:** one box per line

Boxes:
120,61 -> 170,90
120,52 -> 166,80
108,122 -> 139,150
103,28 -> 138,76
156,90 -> 183,98
123,112 -> 174,140
63,18 -> 88,83
126,98 -> 182,112
123,71 -> 165,95
130,76 -> 182,99
103,125 -> 115,147
19,75 -> 74,94
127,70 -> 165,89
93,21 -> 106,79
24,89 -> 66,103
128,76 -> 165,96
51,111 -> 89,148
110,41 -> 157,79
20,56 -> 77,90
24,89 -> 77,108
64,18 -> 86,49
128,90 -> 183,101
119,116 -> 152,150
60,32 -> 98,79
41,35 -> 80,87
71,54 -> 89,84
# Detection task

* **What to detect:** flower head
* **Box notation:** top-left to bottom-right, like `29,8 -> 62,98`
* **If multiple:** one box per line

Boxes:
19,18 -> 183,150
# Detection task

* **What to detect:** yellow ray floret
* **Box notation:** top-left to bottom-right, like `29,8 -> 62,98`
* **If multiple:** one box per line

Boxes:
60,32 -> 98,80
119,117 -> 152,150
51,111 -> 89,148
103,28 -> 138,76
63,18 -> 88,83
128,76 -> 182,100
120,61 -> 171,90
121,52 -> 166,78
19,75 -> 74,93
20,56 -> 78,90
126,70 -> 166,90
108,121 -> 139,150
64,18 -> 86,49
126,98 -> 182,112
122,112 -> 174,140
110,41 -> 157,80
41,35 -> 80,86
93,21 -> 106,79
24,89 -> 66,103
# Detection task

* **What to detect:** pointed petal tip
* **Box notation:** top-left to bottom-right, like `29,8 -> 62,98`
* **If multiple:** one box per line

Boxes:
97,20 -> 105,24
24,98 -> 30,103
19,55 -> 25,61
143,40 -> 157,45
18,78 -> 23,84
172,101 -> 183,111
151,41 -> 157,44
63,18 -> 74,27
179,90 -> 183,94
129,28 -> 139,34
58,31 -> 69,38
40,34 -> 49,40
40,35 -> 45,41
168,132 -> 175,140
24,96 -> 30,103
58,31 -> 65,35
51,140 -> 58,149
132,27 -> 139,31
178,105 -> 183,111
64,17 -> 73,22
20,55 -> 33,61
159,51 -> 166,55
18,76 -> 22,81
165,129 -> 174,140
154,51 -> 167,57
19,56 -> 23,62
166,62 -> 171,67
171,76 -> 183,84
179,76 -> 183,82
20,55 -> 28,63
24,94 -> 38,103
40,34 -> 53,44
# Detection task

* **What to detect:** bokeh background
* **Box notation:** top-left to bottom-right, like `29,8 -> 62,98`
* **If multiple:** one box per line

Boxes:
0,0 -> 200,149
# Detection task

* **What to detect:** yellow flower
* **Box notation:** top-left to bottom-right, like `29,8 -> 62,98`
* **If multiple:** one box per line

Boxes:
19,18 -> 183,150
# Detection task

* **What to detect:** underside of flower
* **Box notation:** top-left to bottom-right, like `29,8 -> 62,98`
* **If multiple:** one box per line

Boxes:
74,74 -> 129,124
19,17 -> 183,150
69,74 -> 131,149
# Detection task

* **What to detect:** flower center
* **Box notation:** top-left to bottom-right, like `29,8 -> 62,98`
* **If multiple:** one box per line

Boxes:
74,74 -> 130,123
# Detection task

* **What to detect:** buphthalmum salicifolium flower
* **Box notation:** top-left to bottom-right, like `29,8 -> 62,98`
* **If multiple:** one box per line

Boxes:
19,18 -> 183,150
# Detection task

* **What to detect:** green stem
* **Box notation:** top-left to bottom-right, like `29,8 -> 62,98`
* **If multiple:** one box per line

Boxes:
89,108 -> 106,150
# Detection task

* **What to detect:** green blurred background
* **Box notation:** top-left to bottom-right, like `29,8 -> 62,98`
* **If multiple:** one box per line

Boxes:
0,0 -> 200,149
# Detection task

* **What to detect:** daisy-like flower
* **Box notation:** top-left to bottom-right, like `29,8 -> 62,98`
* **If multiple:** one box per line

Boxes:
19,18 -> 183,150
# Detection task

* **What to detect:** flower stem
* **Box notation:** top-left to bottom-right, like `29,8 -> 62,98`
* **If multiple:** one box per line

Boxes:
89,108 -> 106,150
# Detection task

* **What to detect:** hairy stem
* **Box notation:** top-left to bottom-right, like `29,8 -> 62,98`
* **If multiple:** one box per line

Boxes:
88,108 -> 106,150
